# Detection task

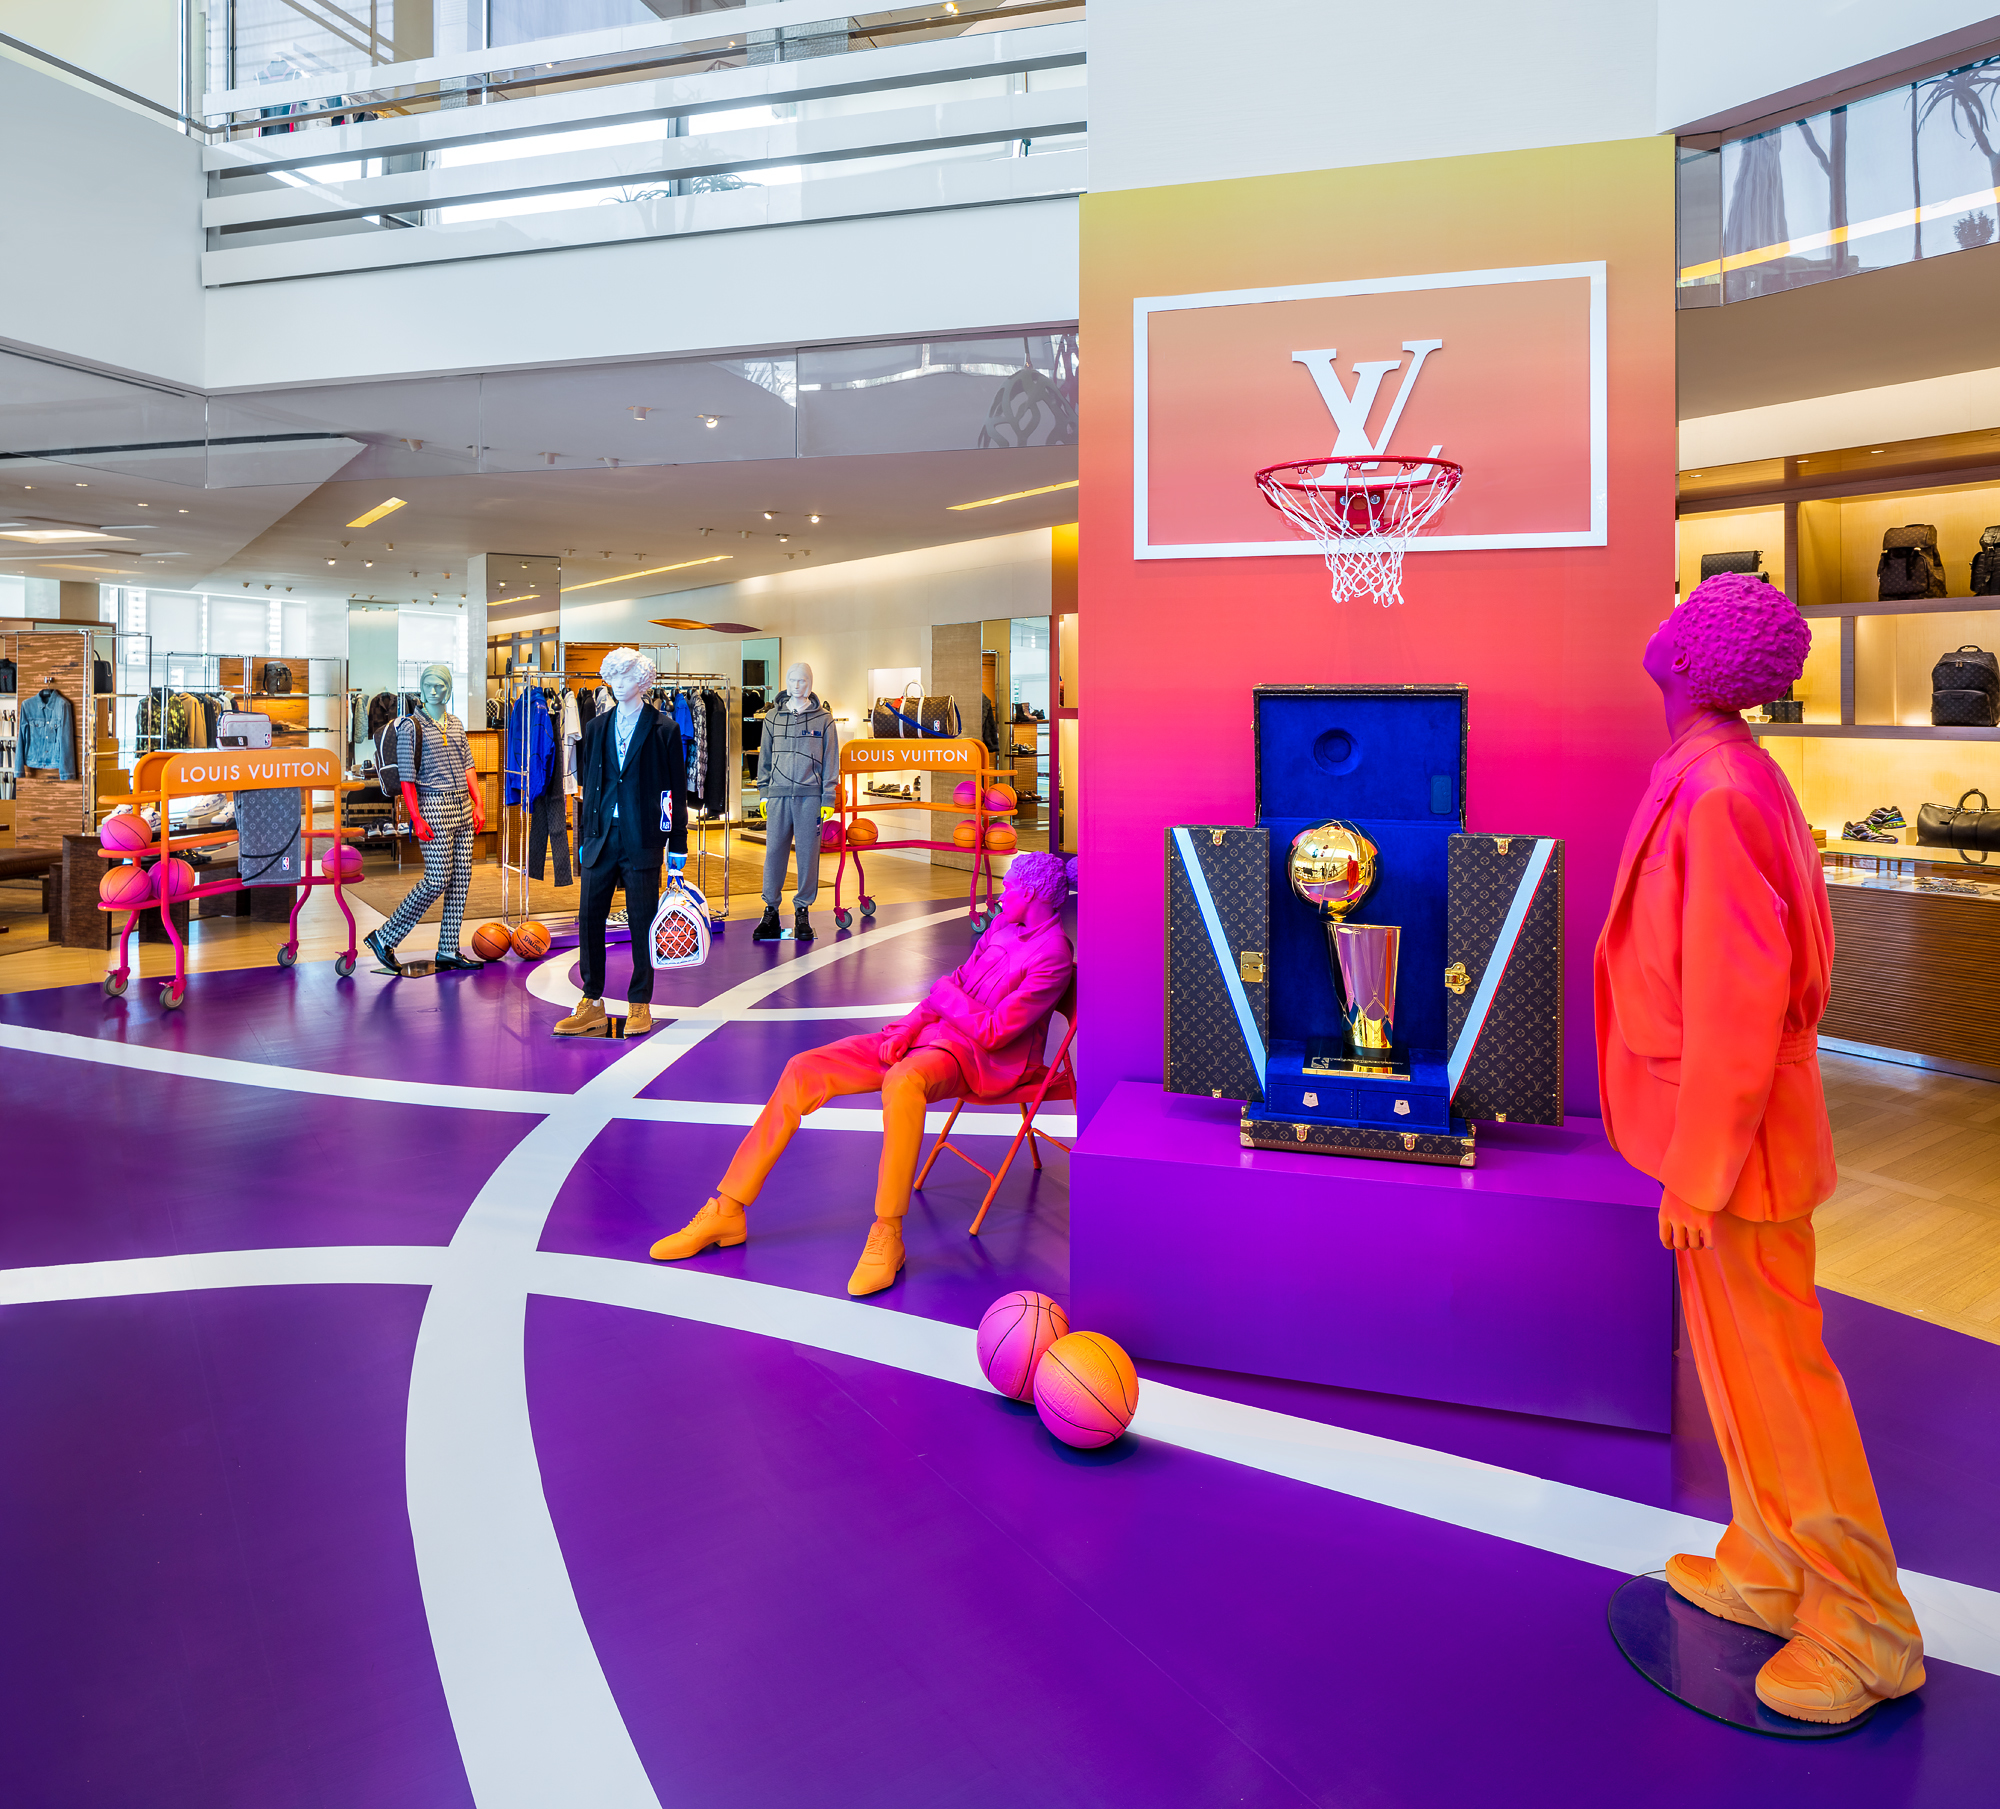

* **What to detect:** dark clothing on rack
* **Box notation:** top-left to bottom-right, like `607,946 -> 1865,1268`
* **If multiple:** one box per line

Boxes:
703,690 -> 729,816
528,763 -> 572,885
980,693 -> 1000,759
575,687 -> 597,729
367,693 -> 398,741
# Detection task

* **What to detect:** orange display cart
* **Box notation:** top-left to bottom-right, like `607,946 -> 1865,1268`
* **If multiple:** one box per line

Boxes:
98,747 -> 364,1008
828,737 -> 1015,930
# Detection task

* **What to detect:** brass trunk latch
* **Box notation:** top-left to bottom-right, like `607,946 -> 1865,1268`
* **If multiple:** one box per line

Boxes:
1444,960 -> 1470,995
1495,837 -> 1513,855
1210,829 -> 1226,846
1401,1133 -> 1417,1150
1239,949 -> 1266,983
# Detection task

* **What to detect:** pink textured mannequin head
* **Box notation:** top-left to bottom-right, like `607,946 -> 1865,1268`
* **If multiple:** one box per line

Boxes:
1668,573 -> 1812,711
1003,850 -> 1069,911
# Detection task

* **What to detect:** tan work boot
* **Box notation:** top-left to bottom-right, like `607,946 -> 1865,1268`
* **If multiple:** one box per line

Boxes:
1756,1634 -> 1905,1725
1664,1553 -> 1782,1634
650,1195 -> 748,1261
846,1216 -> 906,1297
625,1002 -> 653,1037
554,996 -> 611,1038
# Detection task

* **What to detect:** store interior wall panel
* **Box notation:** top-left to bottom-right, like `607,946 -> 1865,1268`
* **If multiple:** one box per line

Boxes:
1077,138 -> 1679,1120
1674,504 -> 1784,598
1796,739 -> 2000,846
1833,485 -> 2000,607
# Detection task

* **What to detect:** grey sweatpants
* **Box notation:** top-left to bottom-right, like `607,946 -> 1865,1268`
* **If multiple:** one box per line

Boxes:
761,793 -> 827,910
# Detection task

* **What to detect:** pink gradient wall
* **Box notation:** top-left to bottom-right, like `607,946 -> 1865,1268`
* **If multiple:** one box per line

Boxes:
1076,139 -> 1680,1119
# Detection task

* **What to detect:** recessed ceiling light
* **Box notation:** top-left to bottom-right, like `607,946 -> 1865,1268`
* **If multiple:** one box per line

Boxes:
947,479 -> 1080,512
699,415 -> 719,428
326,558 -> 336,565
346,497 -> 407,528
136,502 -> 149,507
808,514 -> 820,524
763,511 -> 775,520
562,555 -> 733,593
364,560 -> 374,567
75,482 -> 88,488
777,534 -> 790,542
178,508 -> 189,514
0,528 -> 129,543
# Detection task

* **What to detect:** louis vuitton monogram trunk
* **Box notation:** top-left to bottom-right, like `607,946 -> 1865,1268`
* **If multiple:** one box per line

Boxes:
1444,833 -> 1565,1125
1237,1108 -> 1477,1167
1164,824 -> 1270,1102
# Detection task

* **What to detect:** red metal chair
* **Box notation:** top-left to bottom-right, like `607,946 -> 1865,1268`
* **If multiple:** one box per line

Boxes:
913,978 -> 1077,1236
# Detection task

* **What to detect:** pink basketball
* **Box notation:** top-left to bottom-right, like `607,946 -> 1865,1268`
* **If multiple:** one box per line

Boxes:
98,863 -> 154,910
155,857 -> 198,900
984,783 -> 1017,814
1033,1331 -> 1140,1450
99,812 -> 153,852
976,1290 -> 1071,1402
321,842 -> 363,881
820,818 -> 844,851
953,778 -> 979,810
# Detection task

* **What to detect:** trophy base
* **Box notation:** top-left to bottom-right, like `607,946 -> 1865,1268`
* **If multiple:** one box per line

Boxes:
1304,1037 -> 1408,1079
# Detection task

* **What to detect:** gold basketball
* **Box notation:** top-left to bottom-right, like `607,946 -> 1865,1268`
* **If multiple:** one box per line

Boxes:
1288,821 -> 1378,921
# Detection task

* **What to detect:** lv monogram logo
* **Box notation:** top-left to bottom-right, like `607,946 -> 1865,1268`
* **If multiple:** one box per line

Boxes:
1291,340 -> 1445,461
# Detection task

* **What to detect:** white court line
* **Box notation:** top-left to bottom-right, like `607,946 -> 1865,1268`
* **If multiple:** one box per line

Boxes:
11,1240 -> 1997,1683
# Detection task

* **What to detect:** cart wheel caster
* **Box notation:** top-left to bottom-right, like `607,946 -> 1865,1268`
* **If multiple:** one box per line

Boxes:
160,982 -> 185,1010
334,952 -> 356,978
968,910 -> 988,932
277,943 -> 298,967
859,896 -> 876,919
103,972 -> 128,998
833,908 -> 852,930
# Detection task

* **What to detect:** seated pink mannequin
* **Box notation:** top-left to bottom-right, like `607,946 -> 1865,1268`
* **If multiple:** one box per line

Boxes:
650,851 -> 1075,1295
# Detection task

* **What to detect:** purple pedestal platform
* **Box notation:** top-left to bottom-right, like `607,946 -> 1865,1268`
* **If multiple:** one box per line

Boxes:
1073,1082 -> 1670,1431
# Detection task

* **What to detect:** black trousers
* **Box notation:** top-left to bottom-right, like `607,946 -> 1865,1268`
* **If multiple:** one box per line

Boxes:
528,774 -> 572,884
578,848 -> 661,1003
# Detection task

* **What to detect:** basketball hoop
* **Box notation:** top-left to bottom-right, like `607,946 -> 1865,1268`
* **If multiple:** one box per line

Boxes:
1255,456 -> 1463,607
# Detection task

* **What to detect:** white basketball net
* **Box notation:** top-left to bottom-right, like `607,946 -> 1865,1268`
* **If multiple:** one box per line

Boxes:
1256,457 -> 1463,607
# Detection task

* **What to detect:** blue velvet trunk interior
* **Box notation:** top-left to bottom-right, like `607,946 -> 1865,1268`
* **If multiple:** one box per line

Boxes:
1254,688 -> 1468,1054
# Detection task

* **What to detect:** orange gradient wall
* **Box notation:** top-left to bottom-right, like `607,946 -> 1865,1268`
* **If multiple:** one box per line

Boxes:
1077,138 -> 1678,1118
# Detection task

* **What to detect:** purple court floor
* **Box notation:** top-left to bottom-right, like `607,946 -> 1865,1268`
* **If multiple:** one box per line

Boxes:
3,897 -> 1997,1808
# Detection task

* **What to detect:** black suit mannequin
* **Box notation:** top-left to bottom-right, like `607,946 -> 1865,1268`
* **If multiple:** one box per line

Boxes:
563,671 -> 689,1029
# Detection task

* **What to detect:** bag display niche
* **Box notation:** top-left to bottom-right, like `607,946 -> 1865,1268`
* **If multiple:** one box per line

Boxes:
1931,644 -> 2000,728
1971,528 -> 2000,597
1698,550 -> 1768,583
1877,525 -> 1947,601
1164,685 -> 1566,1168
1916,788 -> 2000,853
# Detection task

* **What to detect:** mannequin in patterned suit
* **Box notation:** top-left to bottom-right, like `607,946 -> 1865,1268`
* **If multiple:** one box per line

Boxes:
366,664 -> 487,974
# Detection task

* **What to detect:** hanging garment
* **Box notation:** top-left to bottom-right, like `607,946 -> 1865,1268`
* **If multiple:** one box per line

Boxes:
685,689 -> 708,801
672,690 -> 698,789
366,692 -> 398,742
575,686 -> 597,730
981,693 -> 1000,759
0,657 -> 16,694
562,689 -> 583,796
703,690 -> 729,816
15,687 -> 78,779
528,760 -> 573,885
505,685 -> 555,805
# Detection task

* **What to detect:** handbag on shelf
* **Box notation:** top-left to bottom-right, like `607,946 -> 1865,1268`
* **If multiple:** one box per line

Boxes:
1970,528 -> 2000,597
1916,789 -> 2000,853
261,660 -> 294,696
1878,525 -> 1948,601
1931,644 -> 2000,728
1698,550 -> 1768,582
870,681 -> 961,740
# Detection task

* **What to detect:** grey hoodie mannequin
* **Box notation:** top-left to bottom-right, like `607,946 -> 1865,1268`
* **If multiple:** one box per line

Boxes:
754,661 -> 839,941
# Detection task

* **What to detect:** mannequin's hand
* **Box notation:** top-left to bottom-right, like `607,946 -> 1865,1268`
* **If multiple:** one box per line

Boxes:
1658,1189 -> 1718,1251
410,809 -> 434,843
467,772 -> 485,833
879,1026 -> 915,1065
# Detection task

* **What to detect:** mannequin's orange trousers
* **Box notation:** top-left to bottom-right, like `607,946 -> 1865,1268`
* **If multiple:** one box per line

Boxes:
718,1034 -> 969,1219
1679,1209 -> 1924,1698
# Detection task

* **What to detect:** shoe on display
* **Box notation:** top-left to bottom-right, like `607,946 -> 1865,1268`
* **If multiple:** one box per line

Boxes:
433,949 -> 484,970
554,996 -> 611,1037
1864,804 -> 1907,830
625,1002 -> 653,1037
1754,1633 -> 1897,1725
649,1195 -> 748,1261
794,908 -> 815,944
1663,1554 -> 1780,1633
846,1216 -> 906,1297
753,905 -> 782,942
365,928 -> 402,974
1841,820 -> 1896,844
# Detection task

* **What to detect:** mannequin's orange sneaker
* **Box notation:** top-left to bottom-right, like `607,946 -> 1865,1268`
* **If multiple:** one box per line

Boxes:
1664,1553 -> 1782,1633
649,1196 -> 747,1261
1757,1634 -> 1911,1725
847,1217 -> 905,1296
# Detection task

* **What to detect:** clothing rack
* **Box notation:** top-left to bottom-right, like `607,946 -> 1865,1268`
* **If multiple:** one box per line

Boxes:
648,670 -> 736,924
498,667 -> 574,929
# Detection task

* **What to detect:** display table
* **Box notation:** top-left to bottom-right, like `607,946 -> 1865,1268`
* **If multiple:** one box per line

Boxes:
1071,1083 -> 1672,1432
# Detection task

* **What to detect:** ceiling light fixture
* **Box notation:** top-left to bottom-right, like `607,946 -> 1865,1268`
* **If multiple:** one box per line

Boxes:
346,497 -> 408,528
75,482 -> 88,488
326,558 -> 336,565
808,513 -> 820,524
763,511 -> 775,520
0,529 -> 130,543
562,555 -> 733,593
630,407 -> 652,420
364,560 -> 374,567
699,415 -> 719,429
947,479 -> 1079,511
137,502 -> 149,508
179,508 -> 189,513
777,534 -> 790,542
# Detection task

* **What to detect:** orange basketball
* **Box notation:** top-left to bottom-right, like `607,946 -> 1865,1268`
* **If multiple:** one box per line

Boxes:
1033,1332 -> 1140,1450
984,823 -> 1018,854
953,818 -> 979,849
984,783 -> 1017,814
472,920 -> 514,961
846,817 -> 879,845
98,863 -> 154,910
512,918 -> 551,959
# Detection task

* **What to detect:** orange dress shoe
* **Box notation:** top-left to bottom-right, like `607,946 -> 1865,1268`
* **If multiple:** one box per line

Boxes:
649,1196 -> 747,1261
1756,1633 -> 1912,1725
1664,1553 -> 1783,1634
846,1217 -> 906,1297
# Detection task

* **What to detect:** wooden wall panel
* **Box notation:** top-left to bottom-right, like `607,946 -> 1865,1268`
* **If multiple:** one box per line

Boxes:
1823,883 -> 2000,1071
3,631 -> 91,850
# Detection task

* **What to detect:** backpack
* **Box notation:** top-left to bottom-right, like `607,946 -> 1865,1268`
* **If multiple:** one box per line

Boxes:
1932,645 -> 2000,728
1970,528 -> 2000,597
261,660 -> 293,696
375,712 -> 425,797
1878,525 -> 1947,601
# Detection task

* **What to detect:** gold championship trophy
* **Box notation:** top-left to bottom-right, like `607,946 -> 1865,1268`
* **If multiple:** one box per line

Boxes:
1287,820 -> 1403,1077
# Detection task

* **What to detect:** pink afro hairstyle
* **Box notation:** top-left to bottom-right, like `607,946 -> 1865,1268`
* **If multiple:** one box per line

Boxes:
1004,850 -> 1069,909
1670,572 -> 1812,711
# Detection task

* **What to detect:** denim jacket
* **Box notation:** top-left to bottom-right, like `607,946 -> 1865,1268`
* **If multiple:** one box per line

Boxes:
16,687 -> 77,780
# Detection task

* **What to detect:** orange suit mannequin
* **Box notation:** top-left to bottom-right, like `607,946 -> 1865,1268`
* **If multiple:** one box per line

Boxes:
1597,619 -> 1924,1722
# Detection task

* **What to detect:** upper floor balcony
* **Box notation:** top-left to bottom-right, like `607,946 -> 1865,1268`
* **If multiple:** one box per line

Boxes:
195,1 -> 1086,288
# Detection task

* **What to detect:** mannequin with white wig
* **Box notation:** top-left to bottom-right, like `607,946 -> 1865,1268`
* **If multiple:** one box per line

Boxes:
554,647 -> 690,1038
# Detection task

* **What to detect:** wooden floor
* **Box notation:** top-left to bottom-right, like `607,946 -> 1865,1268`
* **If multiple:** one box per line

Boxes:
1816,1049 -> 2000,1346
